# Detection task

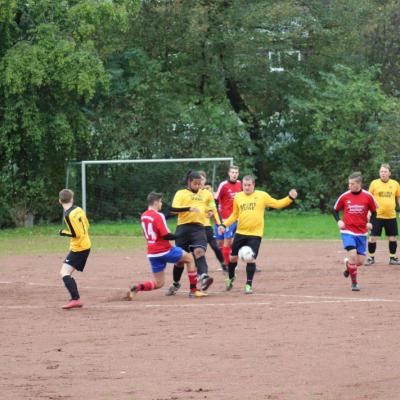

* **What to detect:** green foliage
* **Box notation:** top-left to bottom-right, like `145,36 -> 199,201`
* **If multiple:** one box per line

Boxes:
0,0 -> 138,227
267,64 -> 400,210
1,0 -> 400,228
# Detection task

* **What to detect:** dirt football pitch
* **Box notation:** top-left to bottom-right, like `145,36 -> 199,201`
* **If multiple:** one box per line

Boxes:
1,240 -> 400,400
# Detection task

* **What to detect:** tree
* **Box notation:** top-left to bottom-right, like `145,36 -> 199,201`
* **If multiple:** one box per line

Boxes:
269,65 -> 400,210
0,0 -> 138,226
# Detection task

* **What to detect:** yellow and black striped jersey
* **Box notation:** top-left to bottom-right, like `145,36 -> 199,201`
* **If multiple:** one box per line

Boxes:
60,206 -> 91,252
172,188 -> 221,226
368,179 -> 400,219
223,190 -> 293,237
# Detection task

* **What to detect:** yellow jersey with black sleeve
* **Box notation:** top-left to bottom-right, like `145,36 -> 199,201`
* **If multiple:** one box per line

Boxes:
223,190 -> 293,237
368,179 -> 400,219
60,206 -> 91,251
172,188 -> 221,226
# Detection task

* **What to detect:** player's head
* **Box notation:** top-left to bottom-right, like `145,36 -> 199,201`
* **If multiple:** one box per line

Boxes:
186,171 -> 202,193
379,163 -> 391,182
147,192 -> 163,210
348,172 -> 363,192
242,175 -> 255,194
59,189 -> 74,205
198,170 -> 207,187
228,165 -> 239,182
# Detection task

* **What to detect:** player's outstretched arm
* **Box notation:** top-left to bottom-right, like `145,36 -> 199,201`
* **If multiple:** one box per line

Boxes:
264,190 -> 296,209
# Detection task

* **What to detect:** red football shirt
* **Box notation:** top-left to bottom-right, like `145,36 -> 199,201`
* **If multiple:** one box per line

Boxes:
334,190 -> 377,235
141,209 -> 172,255
215,180 -> 242,219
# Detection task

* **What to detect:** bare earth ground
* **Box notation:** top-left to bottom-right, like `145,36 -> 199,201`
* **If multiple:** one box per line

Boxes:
1,240 -> 400,400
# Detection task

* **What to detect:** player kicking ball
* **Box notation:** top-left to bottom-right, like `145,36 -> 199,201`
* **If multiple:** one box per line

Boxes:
218,175 -> 297,294
126,192 -> 207,299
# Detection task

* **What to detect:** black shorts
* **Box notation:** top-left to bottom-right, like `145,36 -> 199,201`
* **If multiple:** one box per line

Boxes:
370,217 -> 398,237
64,249 -> 91,271
231,234 -> 262,259
175,224 -> 207,252
205,226 -> 216,244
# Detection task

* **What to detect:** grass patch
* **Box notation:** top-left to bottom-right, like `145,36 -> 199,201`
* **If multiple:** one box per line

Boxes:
264,212 -> 338,239
0,236 -> 145,256
0,212 -> 341,255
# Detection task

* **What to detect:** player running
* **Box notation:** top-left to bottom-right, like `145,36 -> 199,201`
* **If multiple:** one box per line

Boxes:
218,175 -> 297,294
166,171 -> 222,294
366,163 -> 400,265
215,165 -> 242,267
333,172 -> 378,291
127,192 -> 207,299
58,189 -> 91,309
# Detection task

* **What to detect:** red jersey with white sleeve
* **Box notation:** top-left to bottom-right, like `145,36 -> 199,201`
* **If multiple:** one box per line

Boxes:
141,209 -> 172,256
215,180 -> 242,219
334,190 -> 377,235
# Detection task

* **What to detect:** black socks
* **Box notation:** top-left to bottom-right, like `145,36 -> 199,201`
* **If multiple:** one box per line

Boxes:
62,276 -> 79,300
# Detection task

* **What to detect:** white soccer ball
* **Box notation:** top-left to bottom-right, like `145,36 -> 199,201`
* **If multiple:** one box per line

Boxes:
238,246 -> 254,262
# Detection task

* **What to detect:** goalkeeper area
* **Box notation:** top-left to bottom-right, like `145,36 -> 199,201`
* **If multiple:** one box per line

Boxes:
66,157 -> 233,220
1,240 -> 400,399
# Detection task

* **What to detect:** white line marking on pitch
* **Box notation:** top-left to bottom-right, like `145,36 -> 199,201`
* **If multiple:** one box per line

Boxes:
286,299 -> 397,304
0,298 -> 399,311
2,280 -> 400,308
2,281 -> 400,303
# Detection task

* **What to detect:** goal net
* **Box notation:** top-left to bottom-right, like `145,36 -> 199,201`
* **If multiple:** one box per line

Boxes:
66,158 -> 234,222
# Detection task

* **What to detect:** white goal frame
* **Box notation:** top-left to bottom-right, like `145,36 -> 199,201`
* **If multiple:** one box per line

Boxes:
66,157 -> 234,212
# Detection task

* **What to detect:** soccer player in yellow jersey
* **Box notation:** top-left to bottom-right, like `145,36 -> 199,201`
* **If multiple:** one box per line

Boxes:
58,189 -> 91,309
166,171 -> 222,294
366,164 -> 400,265
198,171 -> 226,273
218,175 -> 297,293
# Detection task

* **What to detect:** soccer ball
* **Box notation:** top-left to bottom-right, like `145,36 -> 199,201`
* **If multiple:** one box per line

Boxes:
238,246 -> 254,262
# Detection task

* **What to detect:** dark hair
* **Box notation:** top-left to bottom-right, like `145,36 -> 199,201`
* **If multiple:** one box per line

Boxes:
186,170 -> 202,182
348,171 -> 362,183
59,189 -> 74,204
147,192 -> 163,205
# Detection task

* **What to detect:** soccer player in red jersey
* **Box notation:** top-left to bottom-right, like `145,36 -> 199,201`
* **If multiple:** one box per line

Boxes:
127,192 -> 207,299
333,172 -> 378,291
215,165 -> 242,266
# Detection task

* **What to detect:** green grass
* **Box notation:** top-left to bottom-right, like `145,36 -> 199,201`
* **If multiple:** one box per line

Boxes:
0,212 -> 339,255
263,212 -> 338,239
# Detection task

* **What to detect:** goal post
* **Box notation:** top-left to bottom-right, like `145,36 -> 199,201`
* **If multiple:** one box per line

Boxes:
66,157 -> 234,219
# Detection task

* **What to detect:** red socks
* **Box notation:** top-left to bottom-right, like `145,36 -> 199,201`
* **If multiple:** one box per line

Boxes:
188,271 -> 198,292
348,263 -> 357,284
137,281 -> 156,291
222,246 -> 231,266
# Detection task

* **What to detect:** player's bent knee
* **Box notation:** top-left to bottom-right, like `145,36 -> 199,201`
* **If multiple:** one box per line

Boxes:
60,263 -> 74,278
179,252 -> 193,264
193,248 -> 205,258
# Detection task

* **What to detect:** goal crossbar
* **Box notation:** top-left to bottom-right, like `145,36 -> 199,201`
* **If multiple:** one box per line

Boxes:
68,157 -> 234,211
